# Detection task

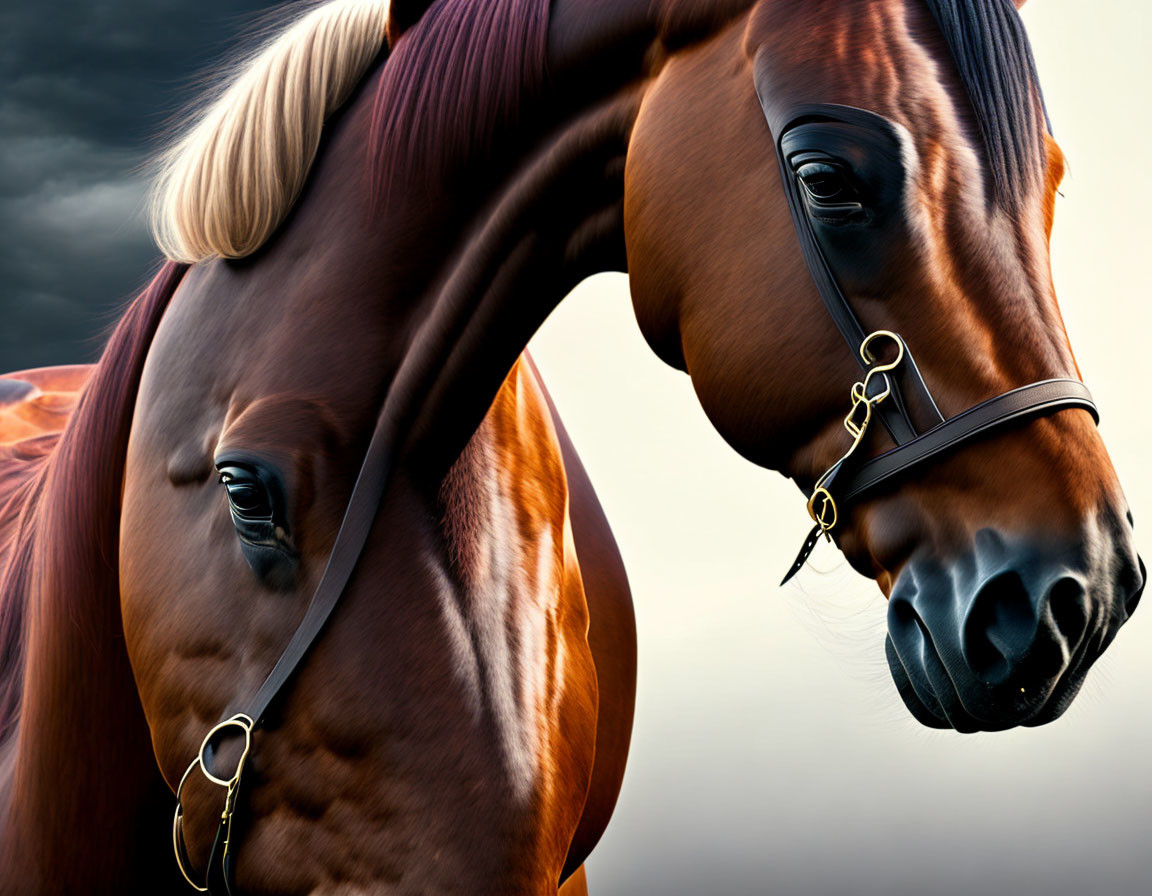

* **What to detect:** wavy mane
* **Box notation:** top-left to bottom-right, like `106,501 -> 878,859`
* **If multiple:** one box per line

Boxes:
0,264 -> 186,747
149,1 -> 389,262
0,436 -> 50,742
149,0 -> 551,262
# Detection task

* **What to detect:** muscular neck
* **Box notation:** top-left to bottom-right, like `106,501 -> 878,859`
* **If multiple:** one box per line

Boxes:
377,0 -> 761,482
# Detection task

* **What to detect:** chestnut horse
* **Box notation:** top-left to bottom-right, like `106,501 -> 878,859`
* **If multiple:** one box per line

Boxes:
0,0 -> 1142,892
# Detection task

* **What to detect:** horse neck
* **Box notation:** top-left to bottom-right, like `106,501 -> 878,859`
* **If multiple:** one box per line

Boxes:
371,0 -> 759,479
0,266 -> 186,892
382,92 -> 640,476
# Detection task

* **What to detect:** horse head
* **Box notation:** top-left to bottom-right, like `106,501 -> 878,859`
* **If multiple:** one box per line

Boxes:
625,0 -> 1143,731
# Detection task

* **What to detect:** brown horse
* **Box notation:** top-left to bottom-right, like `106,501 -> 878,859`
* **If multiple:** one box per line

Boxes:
0,0 -> 1142,892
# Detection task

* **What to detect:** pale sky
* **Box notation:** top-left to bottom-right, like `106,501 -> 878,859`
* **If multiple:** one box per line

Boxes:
528,3 -> 1152,893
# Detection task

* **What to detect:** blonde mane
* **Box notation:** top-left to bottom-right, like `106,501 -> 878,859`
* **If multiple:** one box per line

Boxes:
149,0 -> 389,263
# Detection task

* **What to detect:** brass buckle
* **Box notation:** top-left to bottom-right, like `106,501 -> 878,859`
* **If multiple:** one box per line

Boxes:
172,714 -> 255,891
806,486 -> 838,532
806,331 -> 905,540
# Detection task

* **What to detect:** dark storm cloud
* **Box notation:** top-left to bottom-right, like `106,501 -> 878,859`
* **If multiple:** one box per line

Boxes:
0,0 -> 273,370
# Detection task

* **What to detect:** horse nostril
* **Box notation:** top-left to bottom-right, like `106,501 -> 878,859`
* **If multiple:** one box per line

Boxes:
889,593 -> 919,633
1047,576 -> 1089,647
963,570 -> 1033,684
1125,557 -> 1146,618
963,571 -> 1086,686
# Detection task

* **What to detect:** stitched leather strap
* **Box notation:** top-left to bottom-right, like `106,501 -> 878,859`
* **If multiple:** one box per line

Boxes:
181,85 -> 1101,893
834,378 -> 1097,503
204,423 -> 395,752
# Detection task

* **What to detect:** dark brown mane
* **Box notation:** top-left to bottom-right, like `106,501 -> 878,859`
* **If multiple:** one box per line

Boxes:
0,263 -> 186,747
369,0 -> 550,199
920,0 -> 1049,206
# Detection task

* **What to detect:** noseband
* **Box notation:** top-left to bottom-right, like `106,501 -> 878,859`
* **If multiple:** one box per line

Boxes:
170,94 -> 1099,891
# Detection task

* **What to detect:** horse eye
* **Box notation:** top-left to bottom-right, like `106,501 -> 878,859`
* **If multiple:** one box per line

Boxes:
219,466 -> 273,520
214,460 -> 296,587
796,160 -> 855,203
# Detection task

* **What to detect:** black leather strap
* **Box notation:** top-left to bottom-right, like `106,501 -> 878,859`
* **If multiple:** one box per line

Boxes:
237,443 -> 393,728
178,82 -> 1100,891
781,524 -> 826,586
833,378 -> 1096,504
205,784 -> 242,896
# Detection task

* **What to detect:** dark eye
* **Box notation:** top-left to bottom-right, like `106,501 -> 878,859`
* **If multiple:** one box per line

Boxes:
796,160 -> 856,204
218,465 -> 273,521
215,460 -> 297,588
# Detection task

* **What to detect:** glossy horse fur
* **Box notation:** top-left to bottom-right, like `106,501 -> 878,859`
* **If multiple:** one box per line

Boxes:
0,0 -> 1142,892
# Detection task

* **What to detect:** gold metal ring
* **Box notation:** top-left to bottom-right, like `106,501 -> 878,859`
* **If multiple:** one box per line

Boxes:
198,714 -> 255,787
860,329 -> 905,367
172,714 -> 255,888
858,332 -> 905,409
801,331 -> 906,547
807,486 -> 838,532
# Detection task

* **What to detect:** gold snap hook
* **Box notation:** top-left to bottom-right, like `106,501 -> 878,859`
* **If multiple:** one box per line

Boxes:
844,387 -> 873,439
800,331 -> 908,543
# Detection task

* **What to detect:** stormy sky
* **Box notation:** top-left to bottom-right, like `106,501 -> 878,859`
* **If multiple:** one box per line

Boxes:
0,1 -> 271,371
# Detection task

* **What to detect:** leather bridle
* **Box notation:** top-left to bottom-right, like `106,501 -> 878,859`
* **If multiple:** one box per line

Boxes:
173,409 -> 398,893
170,95 -> 1100,895
756,99 -> 1098,586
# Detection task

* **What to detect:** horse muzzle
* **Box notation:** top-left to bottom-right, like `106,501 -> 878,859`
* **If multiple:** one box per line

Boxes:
884,527 -> 1145,732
